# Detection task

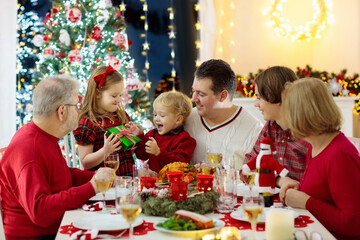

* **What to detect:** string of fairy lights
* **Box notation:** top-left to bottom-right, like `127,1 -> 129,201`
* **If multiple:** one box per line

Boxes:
168,0 -> 176,91
194,1 -> 201,67
265,0 -> 333,42
140,0 -> 150,87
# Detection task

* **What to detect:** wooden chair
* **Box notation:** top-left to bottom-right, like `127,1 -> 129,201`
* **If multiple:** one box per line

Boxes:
62,132 -> 83,169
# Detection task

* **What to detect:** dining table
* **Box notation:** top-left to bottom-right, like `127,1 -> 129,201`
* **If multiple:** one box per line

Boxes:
55,185 -> 336,240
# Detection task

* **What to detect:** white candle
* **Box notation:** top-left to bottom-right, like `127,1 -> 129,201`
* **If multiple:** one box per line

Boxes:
266,209 -> 294,240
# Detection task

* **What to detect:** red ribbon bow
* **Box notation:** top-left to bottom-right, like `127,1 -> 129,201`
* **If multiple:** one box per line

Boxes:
94,65 -> 116,88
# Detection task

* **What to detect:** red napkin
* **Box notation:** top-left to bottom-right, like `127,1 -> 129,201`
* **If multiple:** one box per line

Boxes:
70,229 -> 99,240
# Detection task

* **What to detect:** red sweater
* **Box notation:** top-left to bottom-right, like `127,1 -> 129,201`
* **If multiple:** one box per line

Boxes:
0,122 -> 95,240
135,127 -> 196,172
300,132 -> 360,239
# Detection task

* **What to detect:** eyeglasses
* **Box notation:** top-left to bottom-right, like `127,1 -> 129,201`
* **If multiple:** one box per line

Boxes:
64,102 -> 82,110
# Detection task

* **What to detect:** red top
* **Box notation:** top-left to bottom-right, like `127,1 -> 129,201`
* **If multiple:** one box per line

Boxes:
300,132 -> 360,239
135,127 -> 196,172
73,114 -> 134,176
245,120 -> 310,181
0,122 -> 95,239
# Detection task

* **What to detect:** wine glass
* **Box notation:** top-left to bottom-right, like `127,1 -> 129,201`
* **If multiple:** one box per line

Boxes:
94,170 -> 115,213
243,194 -> 265,240
119,195 -> 142,240
206,149 -> 223,172
242,171 -> 256,195
104,152 -> 120,172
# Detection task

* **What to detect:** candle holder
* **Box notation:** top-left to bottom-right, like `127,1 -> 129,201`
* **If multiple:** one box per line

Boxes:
197,174 -> 214,193
170,180 -> 188,202
140,176 -> 156,191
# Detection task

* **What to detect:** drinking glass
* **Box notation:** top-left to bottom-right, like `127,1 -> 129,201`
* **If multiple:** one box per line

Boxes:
243,194 -> 265,240
94,170 -> 115,213
119,195 -> 142,240
242,170 -> 256,195
115,176 -> 132,214
104,152 -> 120,172
206,149 -> 223,172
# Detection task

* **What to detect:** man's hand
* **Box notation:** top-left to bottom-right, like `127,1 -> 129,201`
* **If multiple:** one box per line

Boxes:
90,167 -> 116,193
145,137 -> 160,156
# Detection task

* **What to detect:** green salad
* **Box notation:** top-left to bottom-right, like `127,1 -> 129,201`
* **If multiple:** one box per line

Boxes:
157,215 -> 198,231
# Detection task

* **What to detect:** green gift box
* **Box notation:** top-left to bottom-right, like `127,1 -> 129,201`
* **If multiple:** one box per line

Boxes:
105,125 -> 141,151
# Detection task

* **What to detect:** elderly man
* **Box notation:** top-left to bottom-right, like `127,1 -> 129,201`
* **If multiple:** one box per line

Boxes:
185,59 -> 263,168
0,76 -> 113,240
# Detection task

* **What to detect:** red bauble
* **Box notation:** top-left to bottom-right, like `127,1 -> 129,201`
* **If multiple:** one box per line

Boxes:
113,32 -> 127,47
66,8 -> 82,24
128,40 -> 132,46
52,8 -> 59,15
43,47 -> 55,59
56,51 -> 66,58
68,49 -> 82,63
116,11 -> 122,18
91,26 -> 103,41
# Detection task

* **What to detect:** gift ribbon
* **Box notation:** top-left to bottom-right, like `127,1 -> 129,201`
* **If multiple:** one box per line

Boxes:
115,126 -> 138,151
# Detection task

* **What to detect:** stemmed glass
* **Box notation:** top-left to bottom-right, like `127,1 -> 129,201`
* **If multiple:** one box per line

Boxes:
243,194 -> 265,240
104,152 -> 120,172
206,149 -> 223,173
242,170 -> 256,195
94,169 -> 115,213
119,195 -> 142,240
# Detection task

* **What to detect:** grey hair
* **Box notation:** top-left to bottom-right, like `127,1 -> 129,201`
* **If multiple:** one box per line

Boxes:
32,75 -> 80,118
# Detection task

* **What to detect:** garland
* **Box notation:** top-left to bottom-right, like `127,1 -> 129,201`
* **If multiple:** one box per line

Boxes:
267,0 -> 333,42
236,65 -> 360,114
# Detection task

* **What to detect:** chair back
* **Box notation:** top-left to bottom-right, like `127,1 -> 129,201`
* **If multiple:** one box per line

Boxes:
62,132 -> 83,169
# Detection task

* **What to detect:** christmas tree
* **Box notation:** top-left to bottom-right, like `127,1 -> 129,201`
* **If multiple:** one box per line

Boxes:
16,4 -> 44,129
33,0 -> 152,127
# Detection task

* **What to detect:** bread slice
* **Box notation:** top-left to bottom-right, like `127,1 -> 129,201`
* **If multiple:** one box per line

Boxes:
174,210 -> 213,229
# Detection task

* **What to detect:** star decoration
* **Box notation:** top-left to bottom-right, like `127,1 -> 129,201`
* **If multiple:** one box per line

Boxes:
168,30 -> 176,39
142,41 -> 150,50
119,2 -> 126,12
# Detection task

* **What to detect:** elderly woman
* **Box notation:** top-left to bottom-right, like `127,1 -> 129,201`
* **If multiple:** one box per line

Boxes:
279,78 -> 360,239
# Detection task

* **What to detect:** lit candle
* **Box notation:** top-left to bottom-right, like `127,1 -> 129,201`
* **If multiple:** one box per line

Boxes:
266,209 -> 294,240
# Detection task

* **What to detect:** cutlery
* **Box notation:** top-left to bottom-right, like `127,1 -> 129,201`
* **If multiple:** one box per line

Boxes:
97,229 -> 127,239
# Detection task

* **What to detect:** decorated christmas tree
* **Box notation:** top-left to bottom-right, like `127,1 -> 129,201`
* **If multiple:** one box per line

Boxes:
33,0 -> 152,127
16,4 -> 44,129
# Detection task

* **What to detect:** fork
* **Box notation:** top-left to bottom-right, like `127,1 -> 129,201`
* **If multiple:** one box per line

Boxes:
97,229 -> 127,239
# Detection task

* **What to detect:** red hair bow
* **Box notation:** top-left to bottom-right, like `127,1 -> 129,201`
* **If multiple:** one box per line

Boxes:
94,65 -> 116,88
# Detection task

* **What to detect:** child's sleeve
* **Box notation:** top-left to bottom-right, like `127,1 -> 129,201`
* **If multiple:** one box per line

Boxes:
134,130 -> 149,160
73,118 -> 96,145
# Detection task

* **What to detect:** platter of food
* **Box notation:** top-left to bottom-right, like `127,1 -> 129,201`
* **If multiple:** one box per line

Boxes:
154,210 -> 224,236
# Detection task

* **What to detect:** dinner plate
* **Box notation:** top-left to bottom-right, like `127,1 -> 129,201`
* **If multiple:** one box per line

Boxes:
154,219 -> 225,236
73,214 -> 143,231
230,207 -> 299,223
89,188 -> 131,201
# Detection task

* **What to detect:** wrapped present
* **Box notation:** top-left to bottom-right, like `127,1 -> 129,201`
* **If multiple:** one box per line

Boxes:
105,125 -> 141,151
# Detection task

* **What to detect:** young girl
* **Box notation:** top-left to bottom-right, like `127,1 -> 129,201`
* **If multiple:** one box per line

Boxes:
73,65 -> 134,176
132,91 -> 196,173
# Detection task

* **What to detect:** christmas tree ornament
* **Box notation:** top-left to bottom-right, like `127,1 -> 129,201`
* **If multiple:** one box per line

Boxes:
114,32 -> 128,49
108,55 -> 121,71
328,78 -> 342,95
88,39 -> 96,52
55,51 -> 66,58
66,7 -> 82,24
43,13 -> 52,27
91,26 -> 103,41
97,9 -> 109,29
52,7 -> 59,15
43,47 -> 55,59
33,34 -> 44,47
68,49 -> 82,63
59,29 -> 71,47
242,137 -> 289,207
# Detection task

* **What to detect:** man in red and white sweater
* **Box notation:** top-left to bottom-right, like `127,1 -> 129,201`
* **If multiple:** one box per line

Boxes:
0,76 -> 114,240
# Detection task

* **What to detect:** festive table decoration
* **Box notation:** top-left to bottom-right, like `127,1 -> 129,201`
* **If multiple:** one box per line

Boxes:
141,191 -> 219,218
105,125 -> 141,151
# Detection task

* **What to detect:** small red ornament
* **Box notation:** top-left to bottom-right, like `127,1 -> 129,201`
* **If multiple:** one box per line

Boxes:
128,40 -> 132,46
43,47 -> 55,59
52,8 -> 59,15
66,8 -> 82,24
113,32 -> 127,47
56,51 -> 66,58
108,55 -> 121,71
43,13 -> 52,27
91,26 -> 103,41
68,49 -> 82,63
116,11 -> 122,18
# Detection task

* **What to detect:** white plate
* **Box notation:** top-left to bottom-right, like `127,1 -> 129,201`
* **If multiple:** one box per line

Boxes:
154,218 -> 225,236
73,214 -> 143,231
230,207 -> 299,223
89,188 -> 131,201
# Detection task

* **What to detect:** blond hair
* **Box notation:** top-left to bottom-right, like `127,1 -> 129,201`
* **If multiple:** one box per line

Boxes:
281,78 -> 343,139
154,91 -> 192,122
79,65 -> 128,127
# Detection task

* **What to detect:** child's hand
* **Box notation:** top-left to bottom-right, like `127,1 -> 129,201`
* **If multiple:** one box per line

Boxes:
126,121 -> 143,136
145,137 -> 160,156
103,132 -> 122,156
